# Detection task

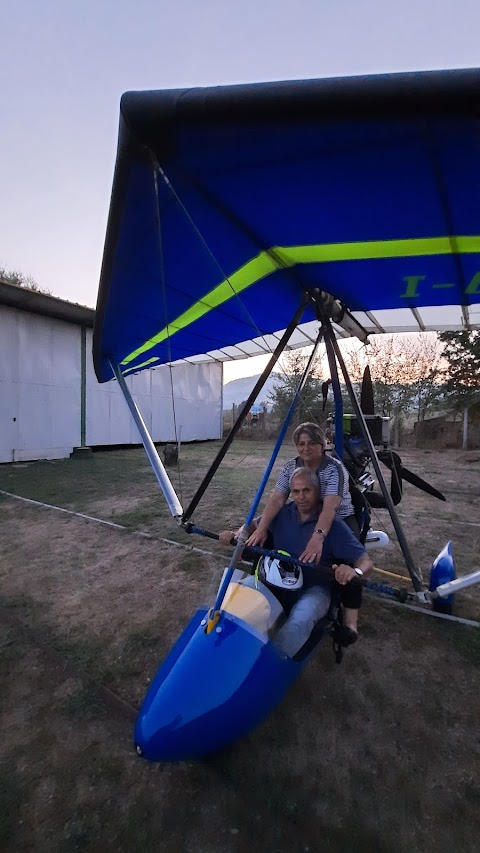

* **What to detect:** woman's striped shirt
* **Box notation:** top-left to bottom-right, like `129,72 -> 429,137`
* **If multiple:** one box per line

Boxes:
275,454 -> 354,519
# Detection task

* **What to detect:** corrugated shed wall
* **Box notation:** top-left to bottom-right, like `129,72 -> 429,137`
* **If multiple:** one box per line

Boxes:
0,306 -> 222,463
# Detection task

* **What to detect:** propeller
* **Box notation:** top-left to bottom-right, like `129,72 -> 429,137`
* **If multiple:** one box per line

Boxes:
359,366 -> 446,503
321,379 -> 331,412
377,449 -> 446,502
360,365 -> 375,416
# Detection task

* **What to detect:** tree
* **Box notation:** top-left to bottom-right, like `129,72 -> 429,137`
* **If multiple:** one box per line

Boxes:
268,349 -> 325,427
439,331 -> 480,413
270,335 -> 448,439
438,331 -> 480,426
439,330 -> 480,388
0,265 -> 51,295
340,333 -> 445,422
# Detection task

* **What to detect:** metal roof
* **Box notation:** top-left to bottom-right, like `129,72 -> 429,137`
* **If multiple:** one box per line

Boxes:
0,280 -> 94,327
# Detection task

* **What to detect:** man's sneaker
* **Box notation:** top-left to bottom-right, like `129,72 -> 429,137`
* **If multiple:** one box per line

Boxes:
334,624 -> 358,647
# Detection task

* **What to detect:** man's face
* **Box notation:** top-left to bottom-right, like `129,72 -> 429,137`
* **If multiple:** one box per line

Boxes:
290,476 -> 318,514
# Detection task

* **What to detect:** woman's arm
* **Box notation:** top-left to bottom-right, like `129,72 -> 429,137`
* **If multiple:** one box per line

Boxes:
245,488 -> 287,546
315,494 -> 341,536
299,494 -> 340,564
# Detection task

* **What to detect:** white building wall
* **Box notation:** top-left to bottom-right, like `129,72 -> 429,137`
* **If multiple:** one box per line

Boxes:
150,362 -> 223,442
85,330 -> 222,445
0,305 -> 80,462
0,307 -> 222,463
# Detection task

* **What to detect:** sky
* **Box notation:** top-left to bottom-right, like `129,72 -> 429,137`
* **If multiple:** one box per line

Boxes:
1,0 -> 479,382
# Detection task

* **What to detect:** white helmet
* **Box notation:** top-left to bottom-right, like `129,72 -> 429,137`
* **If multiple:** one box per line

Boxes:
257,551 -> 303,592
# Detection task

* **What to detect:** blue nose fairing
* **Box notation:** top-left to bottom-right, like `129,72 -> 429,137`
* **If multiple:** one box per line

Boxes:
134,607 -> 299,761
135,574 -> 304,761
429,541 -> 457,613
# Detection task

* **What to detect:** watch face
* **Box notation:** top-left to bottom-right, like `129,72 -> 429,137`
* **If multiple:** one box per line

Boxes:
354,568 -> 363,577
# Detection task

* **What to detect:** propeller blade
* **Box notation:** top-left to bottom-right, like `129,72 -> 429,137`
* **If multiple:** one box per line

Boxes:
399,467 -> 447,502
360,365 -> 375,416
377,450 -> 446,502
321,379 -> 331,413
377,449 -> 403,504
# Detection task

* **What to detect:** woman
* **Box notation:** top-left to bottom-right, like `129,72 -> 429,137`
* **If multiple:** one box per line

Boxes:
247,422 -> 358,565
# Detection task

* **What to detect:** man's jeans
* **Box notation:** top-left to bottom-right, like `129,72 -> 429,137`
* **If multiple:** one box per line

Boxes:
274,585 -> 331,658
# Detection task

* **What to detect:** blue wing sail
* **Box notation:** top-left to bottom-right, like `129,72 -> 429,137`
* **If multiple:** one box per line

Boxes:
94,69 -> 480,379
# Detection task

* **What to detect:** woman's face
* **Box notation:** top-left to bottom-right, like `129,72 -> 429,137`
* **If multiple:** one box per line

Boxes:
295,432 -> 324,466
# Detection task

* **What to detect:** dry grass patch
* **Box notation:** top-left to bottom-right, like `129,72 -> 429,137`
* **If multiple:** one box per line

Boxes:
1,445 -> 480,851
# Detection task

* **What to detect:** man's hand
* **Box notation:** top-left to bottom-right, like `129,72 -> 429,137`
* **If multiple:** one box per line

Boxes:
246,525 -> 268,547
333,563 -> 357,585
299,531 -> 324,565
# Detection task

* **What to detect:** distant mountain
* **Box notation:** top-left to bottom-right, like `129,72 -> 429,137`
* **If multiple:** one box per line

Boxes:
222,372 -> 281,411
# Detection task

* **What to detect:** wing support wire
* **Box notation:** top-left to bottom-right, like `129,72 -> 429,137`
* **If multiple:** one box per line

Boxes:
182,294 -> 310,523
319,313 -> 425,596
109,358 -> 183,519
205,324 -> 325,630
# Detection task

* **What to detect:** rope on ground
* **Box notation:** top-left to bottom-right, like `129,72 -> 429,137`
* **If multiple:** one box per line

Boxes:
364,592 -> 480,628
0,490 -> 227,562
2,490 -> 479,628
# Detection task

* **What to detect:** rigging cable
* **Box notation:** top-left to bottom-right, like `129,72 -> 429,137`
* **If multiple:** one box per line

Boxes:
208,327 -> 326,624
151,158 -> 276,358
152,159 -> 326,517
153,166 -> 184,507
151,157 -> 324,402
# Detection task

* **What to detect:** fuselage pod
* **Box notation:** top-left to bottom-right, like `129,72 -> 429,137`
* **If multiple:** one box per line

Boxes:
135,572 -> 312,761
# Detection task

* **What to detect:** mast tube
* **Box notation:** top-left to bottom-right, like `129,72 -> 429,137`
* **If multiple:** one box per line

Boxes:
323,328 -> 344,459
182,295 -> 309,522
321,320 -> 424,595
210,327 -> 324,616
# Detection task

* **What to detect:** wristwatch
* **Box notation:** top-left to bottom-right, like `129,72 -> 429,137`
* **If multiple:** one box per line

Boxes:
354,567 -> 364,577
315,528 -> 326,538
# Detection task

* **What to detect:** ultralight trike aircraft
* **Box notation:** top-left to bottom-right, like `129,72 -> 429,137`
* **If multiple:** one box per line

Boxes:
93,68 -> 480,762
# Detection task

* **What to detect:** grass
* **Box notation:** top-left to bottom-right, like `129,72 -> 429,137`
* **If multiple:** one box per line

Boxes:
62,812 -> 103,852
0,451 -> 156,509
110,506 -> 159,529
428,616 -> 480,666
0,440 -> 283,532
0,631 -> 24,678
0,765 -> 22,846
63,683 -> 106,719
112,629 -> 167,682
0,597 -> 119,685
0,591 -> 44,613
1,445 -> 479,851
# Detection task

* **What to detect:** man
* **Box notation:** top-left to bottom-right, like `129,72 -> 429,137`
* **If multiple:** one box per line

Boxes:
220,467 -> 372,657
246,423 -> 359,566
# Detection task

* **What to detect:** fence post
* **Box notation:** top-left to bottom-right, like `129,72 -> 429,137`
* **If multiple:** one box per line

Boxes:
393,408 -> 400,448
463,408 -> 469,450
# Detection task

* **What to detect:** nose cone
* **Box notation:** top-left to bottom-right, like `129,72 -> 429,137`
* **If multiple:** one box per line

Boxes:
135,609 -> 298,762
429,541 -> 456,614
429,541 -> 456,589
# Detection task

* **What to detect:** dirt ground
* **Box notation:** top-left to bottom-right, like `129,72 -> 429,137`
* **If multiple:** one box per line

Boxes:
0,444 -> 479,852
